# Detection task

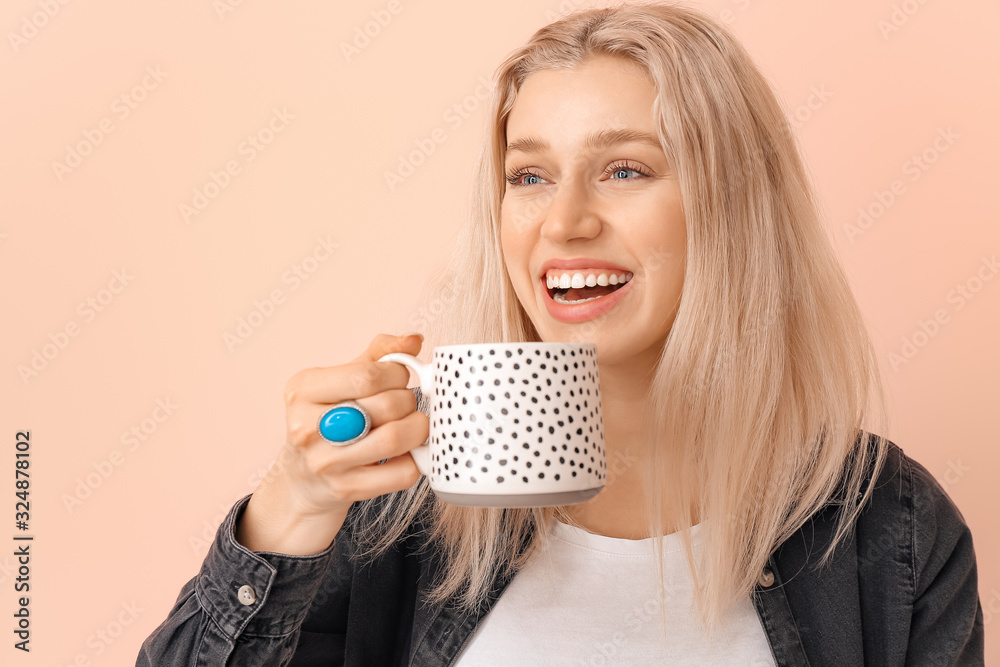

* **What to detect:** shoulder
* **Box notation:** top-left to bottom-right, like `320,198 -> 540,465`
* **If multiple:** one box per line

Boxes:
854,433 -> 978,599
853,437 -> 984,662
768,434 -> 983,664
861,435 -> 971,540
839,432 -> 966,523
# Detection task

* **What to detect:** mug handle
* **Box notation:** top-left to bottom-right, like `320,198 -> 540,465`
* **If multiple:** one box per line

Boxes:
377,352 -> 434,477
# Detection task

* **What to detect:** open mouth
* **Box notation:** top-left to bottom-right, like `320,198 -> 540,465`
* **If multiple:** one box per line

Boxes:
545,269 -> 633,305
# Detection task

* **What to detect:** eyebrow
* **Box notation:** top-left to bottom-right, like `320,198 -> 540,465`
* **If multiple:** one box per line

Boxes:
505,128 -> 661,156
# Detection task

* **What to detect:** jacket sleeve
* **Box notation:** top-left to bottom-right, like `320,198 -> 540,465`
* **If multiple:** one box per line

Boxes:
904,456 -> 985,666
135,494 -> 340,666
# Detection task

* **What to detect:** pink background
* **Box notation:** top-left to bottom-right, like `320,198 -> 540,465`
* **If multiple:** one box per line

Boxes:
1,0 -> 997,663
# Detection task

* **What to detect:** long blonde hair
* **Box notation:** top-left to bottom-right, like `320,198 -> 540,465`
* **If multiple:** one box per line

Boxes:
350,0 -> 888,635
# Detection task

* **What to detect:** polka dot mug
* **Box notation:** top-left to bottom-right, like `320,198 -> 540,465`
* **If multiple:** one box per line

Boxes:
378,342 -> 607,507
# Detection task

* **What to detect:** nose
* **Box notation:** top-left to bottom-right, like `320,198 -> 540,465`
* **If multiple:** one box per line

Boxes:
539,177 -> 602,244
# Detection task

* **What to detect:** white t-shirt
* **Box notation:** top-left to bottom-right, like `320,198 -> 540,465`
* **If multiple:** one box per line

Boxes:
454,517 -> 776,666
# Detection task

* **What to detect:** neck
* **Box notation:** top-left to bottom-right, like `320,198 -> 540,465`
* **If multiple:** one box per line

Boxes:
558,354 -> 694,539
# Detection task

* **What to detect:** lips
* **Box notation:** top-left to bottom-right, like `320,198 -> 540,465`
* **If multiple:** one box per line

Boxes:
539,258 -> 631,275
537,258 -> 634,323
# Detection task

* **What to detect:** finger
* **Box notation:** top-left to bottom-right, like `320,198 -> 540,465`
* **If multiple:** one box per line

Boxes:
288,333 -> 423,404
330,453 -> 424,503
286,388 -> 417,449
289,360 -> 407,404
350,387 -> 418,429
352,332 -> 423,365
308,410 -> 428,472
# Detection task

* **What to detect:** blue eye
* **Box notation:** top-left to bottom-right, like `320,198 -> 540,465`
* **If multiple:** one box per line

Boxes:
505,170 -> 547,187
504,161 -> 651,187
611,168 -> 638,179
607,161 -> 650,180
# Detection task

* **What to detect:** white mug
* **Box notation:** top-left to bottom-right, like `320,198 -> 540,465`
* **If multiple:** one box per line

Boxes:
379,342 -> 606,507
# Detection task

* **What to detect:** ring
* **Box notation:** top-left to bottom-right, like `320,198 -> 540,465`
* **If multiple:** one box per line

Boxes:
317,401 -> 371,446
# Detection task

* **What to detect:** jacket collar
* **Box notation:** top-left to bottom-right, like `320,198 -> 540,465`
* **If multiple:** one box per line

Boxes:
408,512 -> 535,664
405,431 -> 883,664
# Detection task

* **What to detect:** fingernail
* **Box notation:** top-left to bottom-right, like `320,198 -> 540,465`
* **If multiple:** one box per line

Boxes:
400,331 -> 423,340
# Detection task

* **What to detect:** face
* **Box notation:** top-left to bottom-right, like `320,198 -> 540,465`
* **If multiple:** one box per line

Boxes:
500,54 -> 687,371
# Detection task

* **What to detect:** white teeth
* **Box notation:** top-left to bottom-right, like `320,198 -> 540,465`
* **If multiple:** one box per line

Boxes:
553,292 -> 604,305
546,269 -> 636,305
544,269 -> 633,289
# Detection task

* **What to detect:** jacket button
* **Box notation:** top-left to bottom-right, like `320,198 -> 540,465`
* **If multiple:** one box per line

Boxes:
237,584 -> 257,606
757,567 -> 775,587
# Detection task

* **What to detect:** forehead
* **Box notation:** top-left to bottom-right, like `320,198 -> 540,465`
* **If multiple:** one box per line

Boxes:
505,55 -> 658,145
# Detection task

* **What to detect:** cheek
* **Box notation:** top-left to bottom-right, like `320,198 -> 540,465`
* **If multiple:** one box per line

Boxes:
636,206 -> 686,302
500,193 -> 541,247
500,214 -> 529,276
642,200 -> 686,268
500,237 -> 538,314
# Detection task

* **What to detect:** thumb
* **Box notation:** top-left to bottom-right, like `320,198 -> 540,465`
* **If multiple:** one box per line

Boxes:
354,332 -> 423,364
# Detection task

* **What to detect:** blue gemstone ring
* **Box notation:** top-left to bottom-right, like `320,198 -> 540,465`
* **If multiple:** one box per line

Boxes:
317,401 -> 371,446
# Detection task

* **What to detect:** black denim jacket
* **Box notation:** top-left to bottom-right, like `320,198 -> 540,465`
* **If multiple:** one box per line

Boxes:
138,422 -> 985,666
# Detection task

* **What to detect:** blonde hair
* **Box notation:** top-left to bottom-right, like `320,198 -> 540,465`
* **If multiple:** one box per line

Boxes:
350,0 -> 889,636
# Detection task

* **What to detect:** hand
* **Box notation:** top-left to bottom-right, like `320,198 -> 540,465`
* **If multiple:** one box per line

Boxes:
235,333 -> 429,555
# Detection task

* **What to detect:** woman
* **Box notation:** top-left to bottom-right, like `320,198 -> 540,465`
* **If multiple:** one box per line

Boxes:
138,3 -> 984,665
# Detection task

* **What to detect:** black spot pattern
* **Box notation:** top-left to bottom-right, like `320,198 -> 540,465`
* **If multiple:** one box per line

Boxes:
427,345 -> 606,489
